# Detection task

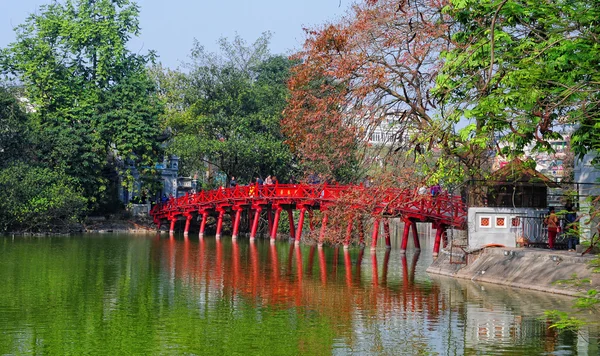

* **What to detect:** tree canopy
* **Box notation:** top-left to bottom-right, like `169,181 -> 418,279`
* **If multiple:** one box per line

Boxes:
1,0 -> 163,208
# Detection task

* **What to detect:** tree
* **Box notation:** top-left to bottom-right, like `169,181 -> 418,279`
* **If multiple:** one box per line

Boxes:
437,0 -> 600,162
284,0 -> 481,185
165,34 -> 296,186
0,87 -> 29,168
1,0 -> 163,209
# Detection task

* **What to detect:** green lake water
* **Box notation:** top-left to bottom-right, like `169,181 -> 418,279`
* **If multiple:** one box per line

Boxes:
0,230 -> 598,355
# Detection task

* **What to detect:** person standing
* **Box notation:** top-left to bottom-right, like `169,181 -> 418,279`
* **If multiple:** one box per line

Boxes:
230,176 -> 237,188
545,207 -> 559,249
566,207 -> 580,251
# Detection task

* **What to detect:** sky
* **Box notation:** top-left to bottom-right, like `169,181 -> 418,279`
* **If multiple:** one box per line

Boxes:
0,0 -> 351,69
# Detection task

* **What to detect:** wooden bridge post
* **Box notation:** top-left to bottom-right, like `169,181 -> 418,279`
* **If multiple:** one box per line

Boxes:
400,218 -> 411,254
383,219 -> 391,249
270,205 -> 282,243
199,210 -> 208,238
358,218 -> 365,246
370,217 -> 381,251
411,220 -> 421,250
250,207 -> 262,242
344,218 -> 353,249
433,224 -> 446,257
215,208 -> 225,239
295,206 -> 307,245
287,209 -> 296,240
318,210 -> 328,247
232,207 -> 242,240
183,214 -> 192,236
169,217 -> 177,234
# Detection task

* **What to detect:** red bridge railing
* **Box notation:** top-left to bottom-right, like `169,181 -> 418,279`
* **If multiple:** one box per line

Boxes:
150,183 -> 467,255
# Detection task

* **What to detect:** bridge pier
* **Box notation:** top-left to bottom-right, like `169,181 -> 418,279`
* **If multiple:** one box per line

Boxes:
183,214 -> 192,236
169,217 -> 177,234
199,210 -> 208,238
411,220 -> 421,250
433,224 -> 446,257
250,207 -> 262,241
370,217 -> 381,251
343,218 -> 352,249
287,209 -> 295,240
270,205 -> 282,243
383,219 -> 391,249
318,210 -> 328,247
232,206 -> 242,240
215,209 -> 225,239
295,206 -> 307,245
400,218 -> 411,254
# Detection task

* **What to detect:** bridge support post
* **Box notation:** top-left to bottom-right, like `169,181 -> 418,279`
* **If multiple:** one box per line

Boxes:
400,218 -> 411,254
433,224 -> 446,257
250,207 -> 262,241
319,210 -> 328,247
383,219 -> 391,249
169,217 -> 177,234
215,209 -> 225,239
358,218 -> 365,246
199,211 -> 208,238
232,207 -> 242,240
295,206 -> 306,245
344,218 -> 352,249
270,206 -> 282,243
183,214 -> 192,236
287,209 -> 295,240
267,208 -> 273,238
370,217 -> 381,251
411,220 -> 421,250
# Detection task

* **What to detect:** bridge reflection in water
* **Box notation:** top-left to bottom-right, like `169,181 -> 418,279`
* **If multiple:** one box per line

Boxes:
152,234 -> 594,354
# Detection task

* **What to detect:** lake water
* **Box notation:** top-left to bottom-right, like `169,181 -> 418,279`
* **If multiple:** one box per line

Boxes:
0,229 -> 598,355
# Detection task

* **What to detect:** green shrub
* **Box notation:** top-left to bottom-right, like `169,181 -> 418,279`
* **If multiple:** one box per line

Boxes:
0,162 -> 87,232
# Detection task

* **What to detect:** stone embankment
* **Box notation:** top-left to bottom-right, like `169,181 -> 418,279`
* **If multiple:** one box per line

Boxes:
427,246 -> 600,297
83,216 -> 156,234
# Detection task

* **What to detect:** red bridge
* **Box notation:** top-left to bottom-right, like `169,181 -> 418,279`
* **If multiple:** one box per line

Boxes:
150,183 -> 467,256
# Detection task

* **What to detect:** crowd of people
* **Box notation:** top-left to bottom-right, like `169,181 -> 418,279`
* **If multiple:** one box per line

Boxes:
544,203 -> 581,251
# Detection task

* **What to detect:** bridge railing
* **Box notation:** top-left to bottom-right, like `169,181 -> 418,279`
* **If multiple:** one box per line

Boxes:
150,183 -> 467,228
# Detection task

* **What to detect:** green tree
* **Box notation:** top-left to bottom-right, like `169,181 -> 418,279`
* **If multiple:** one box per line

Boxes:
1,0 -> 163,209
0,87 -> 29,168
0,162 -> 87,232
166,34 -> 295,186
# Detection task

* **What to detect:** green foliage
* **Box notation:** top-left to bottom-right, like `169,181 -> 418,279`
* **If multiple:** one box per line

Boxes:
0,87 -> 29,168
163,34 -> 296,184
1,0 -> 163,210
439,0 -> 600,160
0,162 -> 87,232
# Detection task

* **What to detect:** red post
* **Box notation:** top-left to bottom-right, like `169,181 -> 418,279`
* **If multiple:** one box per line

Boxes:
371,217 -> 381,250
199,211 -> 208,238
295,206 -> 306,245
287,209 -> 296,240
270,206 -> 282,242
232,207 -> 242,239
383,219 -> 391,249
358,219 -> 365,246
433,224 -> 446,257
183,214 -> 192,236
215,209 -> 225,239
400,219 -> 411,254
250,207 -> 262,241
169,217 -> 177,234
319,211 -> 329,246
411,220 -> 421,249
344,218 -> 352,248
267,208 -> 273,237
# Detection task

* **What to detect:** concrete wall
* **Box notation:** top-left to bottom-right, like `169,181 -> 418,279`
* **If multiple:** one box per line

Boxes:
427,247 -> 600,297
574,153 -> 600,242
468,207 -> 547,249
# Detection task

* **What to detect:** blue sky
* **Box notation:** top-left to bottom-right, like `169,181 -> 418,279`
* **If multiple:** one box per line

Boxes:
0,0 -> 350,69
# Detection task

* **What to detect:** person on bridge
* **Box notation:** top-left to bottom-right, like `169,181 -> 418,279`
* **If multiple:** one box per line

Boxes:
265,175 -> 273,185
230,176 -> 237,187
